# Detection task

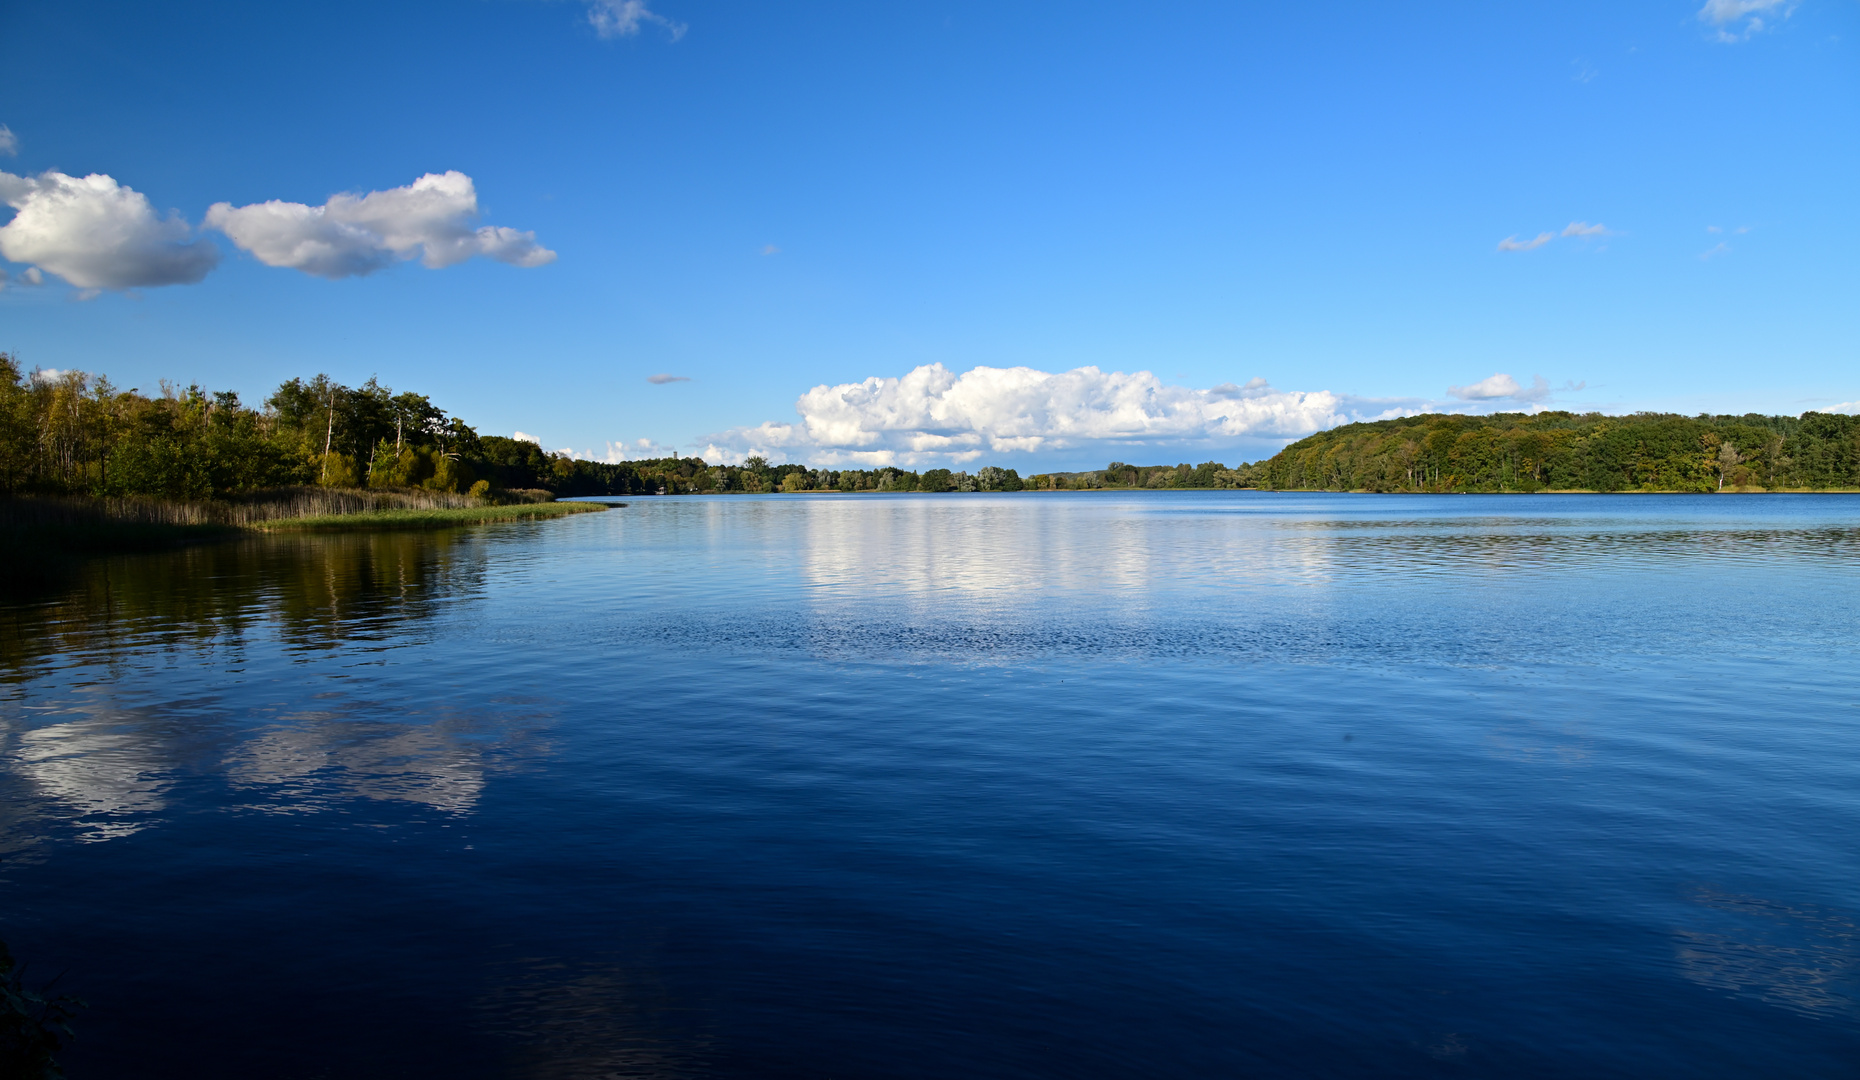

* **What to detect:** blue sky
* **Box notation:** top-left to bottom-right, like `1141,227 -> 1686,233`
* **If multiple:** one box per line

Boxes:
1,0 -> 1855,469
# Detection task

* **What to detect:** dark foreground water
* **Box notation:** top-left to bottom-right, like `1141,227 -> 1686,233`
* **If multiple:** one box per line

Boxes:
3,492 -> 1858,1078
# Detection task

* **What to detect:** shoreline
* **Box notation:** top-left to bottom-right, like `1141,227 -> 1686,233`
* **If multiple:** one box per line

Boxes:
1,501 -> 612,579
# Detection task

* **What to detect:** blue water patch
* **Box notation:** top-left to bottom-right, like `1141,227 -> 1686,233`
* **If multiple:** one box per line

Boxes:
2,492 -> 1857,1077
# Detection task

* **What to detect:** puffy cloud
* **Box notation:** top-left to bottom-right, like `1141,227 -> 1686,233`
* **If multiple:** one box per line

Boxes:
0,125 -> 16,157
1826,401 -> 1860,415
1497,232 -> 1554,252
587,0 -> 686,40
698,443 -> 755,466
1447,373 -> 1584,406
647,373 -> 690,384
1449,373 -> 1530,401
705,363 -> 1419,468
0,170 -> 221,289
205,171 -> 555,279
513,431 -> 542,445
1699,0 -> 1793,40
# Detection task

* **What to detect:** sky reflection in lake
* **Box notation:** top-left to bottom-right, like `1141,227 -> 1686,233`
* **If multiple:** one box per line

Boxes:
2,493 -> 1857,1078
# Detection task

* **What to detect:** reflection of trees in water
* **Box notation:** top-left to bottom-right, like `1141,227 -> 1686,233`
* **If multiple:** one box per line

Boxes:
0,530 -> 486,676
0,531 -> 538,844
1675,886 -> 1860,1020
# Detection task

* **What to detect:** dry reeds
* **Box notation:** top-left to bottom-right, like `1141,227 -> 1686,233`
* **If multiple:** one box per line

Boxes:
0,487 -> 557,531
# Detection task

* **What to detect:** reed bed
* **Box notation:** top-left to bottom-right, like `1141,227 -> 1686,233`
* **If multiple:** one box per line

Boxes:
1,487 -> 559,530
256,502 -> 607,532
0,490 -> 600,576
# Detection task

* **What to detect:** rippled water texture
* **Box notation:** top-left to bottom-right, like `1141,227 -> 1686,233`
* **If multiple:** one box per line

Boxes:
3,492 -> 1858,1078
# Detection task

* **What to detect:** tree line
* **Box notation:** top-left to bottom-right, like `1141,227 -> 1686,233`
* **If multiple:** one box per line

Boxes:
0,355 -> 680,500
13,357 -> 1845,499
0,357 -> 1250,500
1251,410 -> 1860,493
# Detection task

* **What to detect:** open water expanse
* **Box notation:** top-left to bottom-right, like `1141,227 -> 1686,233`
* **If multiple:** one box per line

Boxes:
2,491 -> 1858,1078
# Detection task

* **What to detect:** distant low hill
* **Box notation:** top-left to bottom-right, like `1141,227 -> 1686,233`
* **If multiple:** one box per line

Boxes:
1250,410 -> 1860,493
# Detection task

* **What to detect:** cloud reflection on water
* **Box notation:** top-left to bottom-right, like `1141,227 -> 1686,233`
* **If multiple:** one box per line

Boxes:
1676,887 -> 1860,1021
0,530 -> 548,843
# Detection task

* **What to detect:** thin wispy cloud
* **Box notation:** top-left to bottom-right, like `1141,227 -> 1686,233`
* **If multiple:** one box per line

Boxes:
1700,242 -> 1731,260
586,0 -> 686,41
0,125 -> 17,157
647,373 -> 691,384
1698,0 -> 1794,42
206,172 -> 555,279
0,266 -> 44,291
1497,232 -> 1555,252
1498,222 -> 1613,252
600,437 -> 680,462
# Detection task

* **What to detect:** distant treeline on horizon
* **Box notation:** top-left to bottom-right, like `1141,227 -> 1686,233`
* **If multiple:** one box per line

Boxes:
2,357 -> 1855,500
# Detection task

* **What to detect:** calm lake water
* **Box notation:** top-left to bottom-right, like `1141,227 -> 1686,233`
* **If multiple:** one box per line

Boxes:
3,492 -> 1858,1078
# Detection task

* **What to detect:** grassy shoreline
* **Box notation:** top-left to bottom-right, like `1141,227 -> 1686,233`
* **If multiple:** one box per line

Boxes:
251,501 -> 610,532
1,497 -> 614,581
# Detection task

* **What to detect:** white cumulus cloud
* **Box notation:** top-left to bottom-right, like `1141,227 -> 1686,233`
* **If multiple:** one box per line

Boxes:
705,363 -> 1419,468
0,170 -> 221,289
587,0 -> 686,40
0,126 -> 17,157
205,171 -> 555,279
513,431 -> 542,445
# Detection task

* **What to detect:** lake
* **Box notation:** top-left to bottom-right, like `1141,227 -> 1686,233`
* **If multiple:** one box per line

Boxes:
3,492 -> 1858,1078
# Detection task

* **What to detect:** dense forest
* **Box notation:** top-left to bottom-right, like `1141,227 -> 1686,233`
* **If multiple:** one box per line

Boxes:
1252,410 -> 1860,493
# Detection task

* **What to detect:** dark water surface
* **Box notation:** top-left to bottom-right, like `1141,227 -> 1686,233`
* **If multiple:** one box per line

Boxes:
3,492 -> 1858,1078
